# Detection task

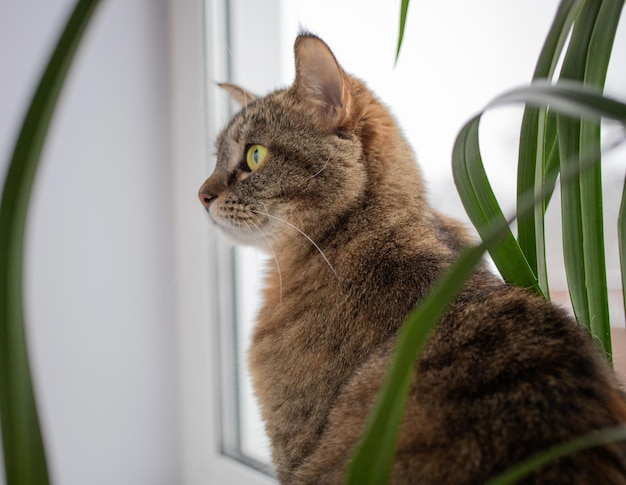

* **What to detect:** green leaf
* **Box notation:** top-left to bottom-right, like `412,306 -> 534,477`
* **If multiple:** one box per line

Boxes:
542,112 -> 561,204
553,0 -> 624,359
395,0 -> 410,65
517,107 -> 552,295
493,81 -> 626,121
619,177 -> 626,324
492,80 -> 626,361
0,1 -> 101,483
577,0 -> 624,360
557,115 -> 591,325
556,0 -> 599,334
486,425 -> 626,485
453,118 -> 541,293
516,0 -> 583,297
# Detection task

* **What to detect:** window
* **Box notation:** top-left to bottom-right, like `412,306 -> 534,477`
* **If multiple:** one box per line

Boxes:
175,0 -> 626,482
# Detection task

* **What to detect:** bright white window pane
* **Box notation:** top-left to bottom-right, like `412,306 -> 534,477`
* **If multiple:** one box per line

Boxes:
219,0 -> 626,476
223,0 -> 281,473
234,247 -> 272,465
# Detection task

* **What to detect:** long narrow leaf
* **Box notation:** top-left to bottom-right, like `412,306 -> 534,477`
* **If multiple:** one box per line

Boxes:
542,112 -> 561,202
486,425 -> 626,485
576,0 -> 624,359
395,0 -> 410,64
493,82 -> 626,121
517,107 -> 554,295
452,81 -> 626,297
517,0 -> 583,296
619,177 -> 626,324
558,116 -> 591,324
556,0 -> 601,334
455,119 -> 541,293
0,1 -> 101,483
473,78 -> 626,355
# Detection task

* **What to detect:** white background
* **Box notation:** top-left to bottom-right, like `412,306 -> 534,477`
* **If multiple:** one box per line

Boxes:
1,1 -> 179,483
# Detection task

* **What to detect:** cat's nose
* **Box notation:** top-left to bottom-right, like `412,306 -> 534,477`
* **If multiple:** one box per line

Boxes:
199,172 -> 227,209
198,189 -> 217,209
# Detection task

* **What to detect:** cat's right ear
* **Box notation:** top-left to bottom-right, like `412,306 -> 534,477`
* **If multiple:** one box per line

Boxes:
218,82 -> 257,107
292,34 -> 351,131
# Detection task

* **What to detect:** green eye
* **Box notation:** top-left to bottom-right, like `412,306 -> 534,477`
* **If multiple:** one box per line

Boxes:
246,144 -> 268,171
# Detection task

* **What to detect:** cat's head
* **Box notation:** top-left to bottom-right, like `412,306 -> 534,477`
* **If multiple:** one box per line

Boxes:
198,34 -> 419,251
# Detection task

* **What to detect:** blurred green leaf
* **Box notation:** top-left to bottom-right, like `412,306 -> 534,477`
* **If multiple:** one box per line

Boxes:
0,1 -> 101,483
486,425 -> 626,485
619,177 -> 626,323
395,0 -> 410,64
493,81 -> 626,120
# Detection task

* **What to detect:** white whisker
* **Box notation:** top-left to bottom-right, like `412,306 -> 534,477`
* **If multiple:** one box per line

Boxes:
253,207 -> 339,280
243,219 -> 283,305
309,156 -> 332,179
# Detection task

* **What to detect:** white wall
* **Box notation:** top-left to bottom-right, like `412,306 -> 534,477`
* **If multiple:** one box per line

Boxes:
0,1 -> 180,483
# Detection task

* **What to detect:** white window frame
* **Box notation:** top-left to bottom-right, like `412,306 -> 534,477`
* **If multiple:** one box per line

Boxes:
168,0 -> 275,483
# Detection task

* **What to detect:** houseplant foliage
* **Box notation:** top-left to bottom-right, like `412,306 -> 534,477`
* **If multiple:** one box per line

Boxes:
348,0 -> 626,483
0,0 -> 101,483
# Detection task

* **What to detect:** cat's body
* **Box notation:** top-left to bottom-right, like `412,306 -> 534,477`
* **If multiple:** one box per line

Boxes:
199,34 -> 626,484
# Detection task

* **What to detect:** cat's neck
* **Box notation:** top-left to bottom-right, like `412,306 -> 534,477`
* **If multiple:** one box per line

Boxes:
270,79 -> 434,271
350,77 -> 427,207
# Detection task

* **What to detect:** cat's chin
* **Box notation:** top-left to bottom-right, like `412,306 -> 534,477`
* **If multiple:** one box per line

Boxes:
215,222 -> 272,253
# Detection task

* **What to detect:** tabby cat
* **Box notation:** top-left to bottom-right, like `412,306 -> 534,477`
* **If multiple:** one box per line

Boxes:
198,33 -> 626,484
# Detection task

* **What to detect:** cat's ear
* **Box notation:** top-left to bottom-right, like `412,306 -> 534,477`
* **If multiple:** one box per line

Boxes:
293,34 -> 351,131
218,82 -> 257,107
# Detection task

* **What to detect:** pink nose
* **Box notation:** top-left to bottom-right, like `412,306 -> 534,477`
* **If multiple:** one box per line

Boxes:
198,189 -> 217,209
198,171 -> 227,209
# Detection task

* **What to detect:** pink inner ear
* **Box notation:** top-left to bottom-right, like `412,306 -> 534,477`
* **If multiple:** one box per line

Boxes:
295,36 -> 345,110
218,82 -> 257,107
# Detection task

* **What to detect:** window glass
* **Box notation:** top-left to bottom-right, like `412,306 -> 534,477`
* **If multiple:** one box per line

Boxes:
225,0 -> 282,471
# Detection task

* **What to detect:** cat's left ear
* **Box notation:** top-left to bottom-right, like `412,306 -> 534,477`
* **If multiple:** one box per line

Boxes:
292,34 -> 351,131
218,82 -> 257,107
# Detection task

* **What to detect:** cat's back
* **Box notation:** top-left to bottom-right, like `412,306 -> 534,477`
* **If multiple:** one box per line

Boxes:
412,282 -> 626,483
293,275 -> 626,484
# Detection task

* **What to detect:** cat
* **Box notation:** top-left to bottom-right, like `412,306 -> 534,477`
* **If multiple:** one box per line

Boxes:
198,33 -> 626,484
